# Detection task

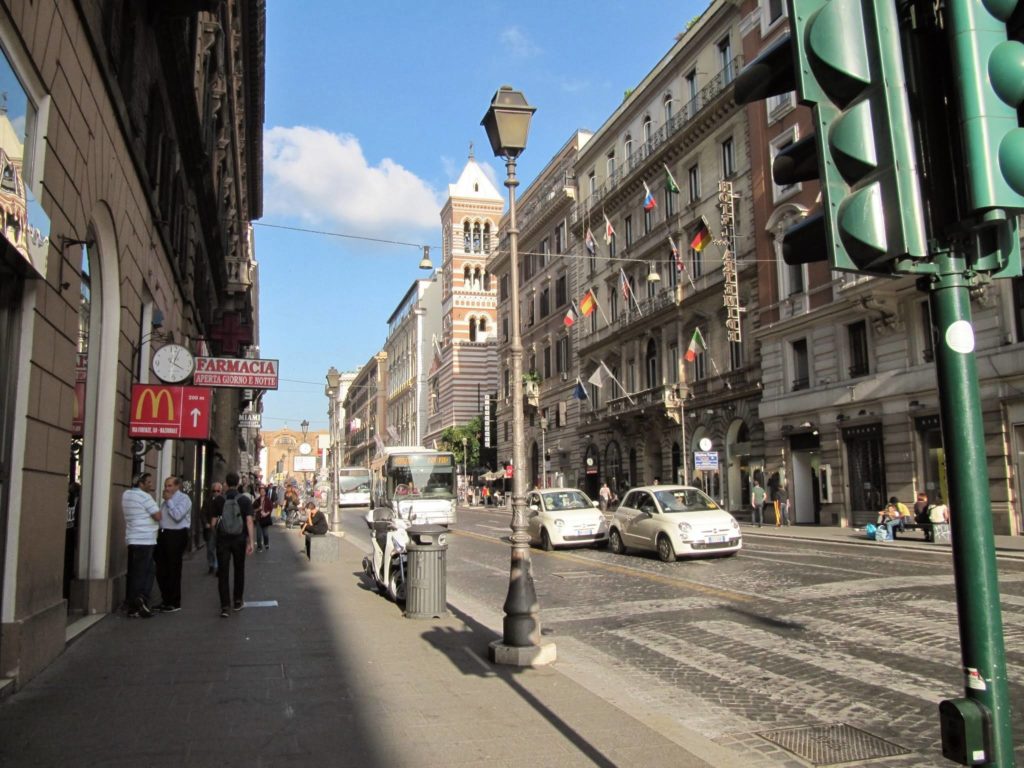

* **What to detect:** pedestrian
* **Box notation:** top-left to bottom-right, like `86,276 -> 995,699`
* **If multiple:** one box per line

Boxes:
212,471 -> 254,617
299,501 -> 328,559
199,482 -> 223,575
122,472 -> 161,618
599,482 -> 612,512
777,484 -> 791,526
255,486 -> 273,551
153,475 -> 191,613
750,479 -> 766,527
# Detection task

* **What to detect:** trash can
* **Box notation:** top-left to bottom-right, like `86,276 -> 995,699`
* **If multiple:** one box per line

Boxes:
404,524 -> 448,619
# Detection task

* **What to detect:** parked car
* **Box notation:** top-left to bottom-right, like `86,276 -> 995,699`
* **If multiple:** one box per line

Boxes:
609,485 -> 741,561
526,488 -> 608,550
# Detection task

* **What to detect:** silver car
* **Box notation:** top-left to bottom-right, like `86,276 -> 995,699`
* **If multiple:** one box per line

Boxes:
609,485 -> 741,561
526,488 -> 608,550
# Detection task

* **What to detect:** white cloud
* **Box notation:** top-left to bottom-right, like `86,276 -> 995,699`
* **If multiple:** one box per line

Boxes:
263,126 -> 441,232
500,26 -> 540,58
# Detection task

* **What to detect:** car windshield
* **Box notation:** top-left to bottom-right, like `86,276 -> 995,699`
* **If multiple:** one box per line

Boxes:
542,491 -> 592,511
654,488 -> 718,512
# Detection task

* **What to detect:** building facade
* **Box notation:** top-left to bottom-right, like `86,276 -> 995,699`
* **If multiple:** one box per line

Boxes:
423,155 -> 502,449
342,352 -> 388,468
0,1 -> 264,688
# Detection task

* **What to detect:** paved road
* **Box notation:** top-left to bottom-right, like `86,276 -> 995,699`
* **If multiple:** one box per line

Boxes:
341,504 -> 1024,767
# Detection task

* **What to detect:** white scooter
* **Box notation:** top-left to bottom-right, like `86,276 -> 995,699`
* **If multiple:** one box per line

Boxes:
362,516 -> 411,603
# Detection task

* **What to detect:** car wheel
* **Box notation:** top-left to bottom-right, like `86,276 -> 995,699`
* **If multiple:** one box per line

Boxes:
387,564 -> 406,603
609,529 -> 626,555
657,535 -> 676,562
541,528 -> 554,552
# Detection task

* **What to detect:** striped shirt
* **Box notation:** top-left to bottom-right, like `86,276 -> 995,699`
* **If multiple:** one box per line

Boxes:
122,488 -> 160,545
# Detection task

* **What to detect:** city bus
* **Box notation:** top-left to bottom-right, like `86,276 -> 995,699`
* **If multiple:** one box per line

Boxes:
370,447 -> 457,526
337,466 -> 372,508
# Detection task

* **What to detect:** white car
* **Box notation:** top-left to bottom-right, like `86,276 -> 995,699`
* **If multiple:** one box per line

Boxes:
609,485 -> 741,561
526,488 -> 608,550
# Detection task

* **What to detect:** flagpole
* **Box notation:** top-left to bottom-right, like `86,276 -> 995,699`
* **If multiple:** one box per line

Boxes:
681,395 -> 689,485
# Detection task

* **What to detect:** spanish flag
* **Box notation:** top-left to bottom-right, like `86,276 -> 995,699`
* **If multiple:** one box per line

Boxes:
689,218 -> 711,252
579,290 -> 596,317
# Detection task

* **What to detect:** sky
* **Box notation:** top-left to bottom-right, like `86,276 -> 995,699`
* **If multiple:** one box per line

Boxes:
258,0 -> 709,432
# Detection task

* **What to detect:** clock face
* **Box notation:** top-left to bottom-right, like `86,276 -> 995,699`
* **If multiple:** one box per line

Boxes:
152,344 -> 195,383
299,442 -> 312,455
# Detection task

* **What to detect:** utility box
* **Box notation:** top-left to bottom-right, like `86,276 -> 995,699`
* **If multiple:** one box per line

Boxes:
404,524 -> 448,619
939,698 -> 990,765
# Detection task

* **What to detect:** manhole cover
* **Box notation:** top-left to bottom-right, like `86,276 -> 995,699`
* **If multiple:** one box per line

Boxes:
756,723 -> 910,765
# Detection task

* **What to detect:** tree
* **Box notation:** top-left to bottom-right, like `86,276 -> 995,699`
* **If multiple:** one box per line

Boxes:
439,416 -> 481,470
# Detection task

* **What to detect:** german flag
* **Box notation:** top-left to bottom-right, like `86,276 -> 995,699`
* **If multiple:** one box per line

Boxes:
689,218 -> 711,252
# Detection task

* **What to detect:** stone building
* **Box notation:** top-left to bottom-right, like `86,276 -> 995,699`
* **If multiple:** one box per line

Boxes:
342,352 -> 388,467
0,2 -> 264,687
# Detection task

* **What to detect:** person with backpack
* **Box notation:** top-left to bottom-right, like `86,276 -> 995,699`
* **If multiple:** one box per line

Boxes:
212,471 -> 254,618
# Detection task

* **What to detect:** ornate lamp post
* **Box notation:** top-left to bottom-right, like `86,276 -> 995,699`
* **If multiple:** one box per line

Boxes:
325,367 -> 342,531
300,419 -> 311,495
481,86 -> 555,667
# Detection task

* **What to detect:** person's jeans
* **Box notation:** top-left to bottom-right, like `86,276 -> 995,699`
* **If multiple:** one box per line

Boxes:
779,502 -> 790,526
885,518 -> 905,538
204,527 -> 218,570
126,544 -> 156,608
752,504 -> 763,526
255,521 -> 270,549
216,534 -> 247,608
155,528 -> 189,607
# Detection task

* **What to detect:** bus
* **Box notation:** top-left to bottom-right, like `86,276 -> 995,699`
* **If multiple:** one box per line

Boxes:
337,466 -> 372,508
370,447 -> 457,526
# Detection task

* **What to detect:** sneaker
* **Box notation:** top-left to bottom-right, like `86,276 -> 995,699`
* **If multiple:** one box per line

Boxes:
233,601 -> 245,612
256,546 -> 263,552
220,608 -> 230,618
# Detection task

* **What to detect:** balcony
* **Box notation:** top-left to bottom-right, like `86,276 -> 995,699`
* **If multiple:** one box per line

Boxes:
582,384 -> 675,425
571,55 -> 743,227
577,286 -> 682,355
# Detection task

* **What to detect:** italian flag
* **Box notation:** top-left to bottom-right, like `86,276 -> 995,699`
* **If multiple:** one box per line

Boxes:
685,327 -> 706,362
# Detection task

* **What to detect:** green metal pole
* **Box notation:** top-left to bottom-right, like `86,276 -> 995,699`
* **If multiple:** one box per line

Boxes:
927,248 -> 1014,767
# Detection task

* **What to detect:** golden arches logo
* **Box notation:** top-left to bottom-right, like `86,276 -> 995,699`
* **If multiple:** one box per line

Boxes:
135,388 -> 174,421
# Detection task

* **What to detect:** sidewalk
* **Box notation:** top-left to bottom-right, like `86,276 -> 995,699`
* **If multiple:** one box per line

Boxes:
0,522 -> 736,768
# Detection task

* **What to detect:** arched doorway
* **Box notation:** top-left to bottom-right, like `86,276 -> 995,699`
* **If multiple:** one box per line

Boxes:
725,419 -> 751,514
604,441 -> 622,493
583,443 -> 600,499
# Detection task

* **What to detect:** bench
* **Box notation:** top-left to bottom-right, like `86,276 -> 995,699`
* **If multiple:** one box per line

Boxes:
891,521 -> 951,542
307,531 -> 344,562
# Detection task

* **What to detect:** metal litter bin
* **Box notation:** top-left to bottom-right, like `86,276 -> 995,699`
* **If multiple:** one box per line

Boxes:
404,524 -> 448,619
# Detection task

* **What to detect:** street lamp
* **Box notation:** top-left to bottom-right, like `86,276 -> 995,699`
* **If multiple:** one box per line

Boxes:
462,436 -> 468,503
300,419 -> 310,495
326,367 -> 342,532
481,85 -> 555,667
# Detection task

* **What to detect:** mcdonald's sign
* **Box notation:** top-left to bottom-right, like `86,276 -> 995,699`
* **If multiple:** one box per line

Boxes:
129,385 -> 212,440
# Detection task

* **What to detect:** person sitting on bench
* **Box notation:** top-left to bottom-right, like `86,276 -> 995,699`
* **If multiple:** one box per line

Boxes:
299,501 -> 328,558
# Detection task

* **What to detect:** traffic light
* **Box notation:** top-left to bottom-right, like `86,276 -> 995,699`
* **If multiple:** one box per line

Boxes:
946,0 -> 1024,214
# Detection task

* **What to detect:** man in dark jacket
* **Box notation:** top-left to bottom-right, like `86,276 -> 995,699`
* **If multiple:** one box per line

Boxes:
211,471 -> 254,617
300,501 -> 329,559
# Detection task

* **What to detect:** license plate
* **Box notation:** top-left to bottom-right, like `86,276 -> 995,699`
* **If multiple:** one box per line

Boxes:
576,528 -> 593,536
708,535 -> 727,543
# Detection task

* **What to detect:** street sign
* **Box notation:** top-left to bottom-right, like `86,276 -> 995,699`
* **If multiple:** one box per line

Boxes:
694,451 -> 719,471
239,412 -> 261,429
193,356 -> 279,389
128,385 -> 212,440
294,455 -> 317,472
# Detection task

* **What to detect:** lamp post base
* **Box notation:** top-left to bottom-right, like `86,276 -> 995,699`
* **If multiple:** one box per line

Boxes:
488,638 -> 557,668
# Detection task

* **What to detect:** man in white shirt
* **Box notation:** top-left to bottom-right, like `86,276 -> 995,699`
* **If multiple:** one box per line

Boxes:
122,472 -> 161,618
153,475 -> 192,612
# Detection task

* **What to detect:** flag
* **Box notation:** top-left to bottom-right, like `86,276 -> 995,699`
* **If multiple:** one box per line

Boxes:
564,300 -> 580,327
669,236 -> 682,273
685,327 -> 706,362
642,180 -> 657,211
572,377 -> 589,400
619,268 -> 632,301
603,214 -> 615,244
584,228 -> 597,256
664,163 -> 681,194
588,364 -> 607,388
579,290 -> 596,317
690,218 -> 711,252
349,417 -> 362,433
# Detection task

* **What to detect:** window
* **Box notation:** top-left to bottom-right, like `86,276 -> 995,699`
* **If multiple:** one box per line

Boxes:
668,344 -> 679,384
555,221 -> 566,254
730,339 -> 743,370
528,296 -> 536,326
770,128 -> 800,201
692,328 -> 707,381
588,171 -> 597,197
685,70 -> 698,117
608,232 -> 617,259
539,287 -> 550,318
688,164 -> 700,204
610,287 -> 619,320
719,37 -> 733,82
848,320 -> 869,378
779,250 -> 805,297
767,91 -> 797,122
556,336 -> 569,373
543,346 -> 552,379
625,215 -> 633,247
721,137 -> 735,178
642,116 -> 653,145
791,338 -> 809,390
663,94 -> 674,124
645,339 -> 658,389
606,151 -> 616,179
483,222 -> 492,253
503,368 -> 510,398
644,207 -> 653,235
626,359 -> 636,392
555,274 -> 567,307
502,317 -> 509,343
919,299 -> 936,363
539,238 -> 550,268
689,246 -> 703,278
500,274 -> 509,301
624,134 -> 634,165
666,181 -> 677,217
765,0 -> 786,28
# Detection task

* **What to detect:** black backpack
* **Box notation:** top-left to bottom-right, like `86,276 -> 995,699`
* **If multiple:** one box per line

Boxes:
219,495 -> 244,536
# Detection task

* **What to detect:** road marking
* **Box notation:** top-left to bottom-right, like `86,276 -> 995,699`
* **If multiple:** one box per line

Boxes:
450,528 -> 761,603
242,600 -> 278,608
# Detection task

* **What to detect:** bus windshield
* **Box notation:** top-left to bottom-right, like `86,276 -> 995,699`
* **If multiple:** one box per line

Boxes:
337,467 -> 371,505
387,454 -> 455,500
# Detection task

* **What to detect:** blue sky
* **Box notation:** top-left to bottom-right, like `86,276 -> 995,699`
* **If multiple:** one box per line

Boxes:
259,0 -> 708,431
